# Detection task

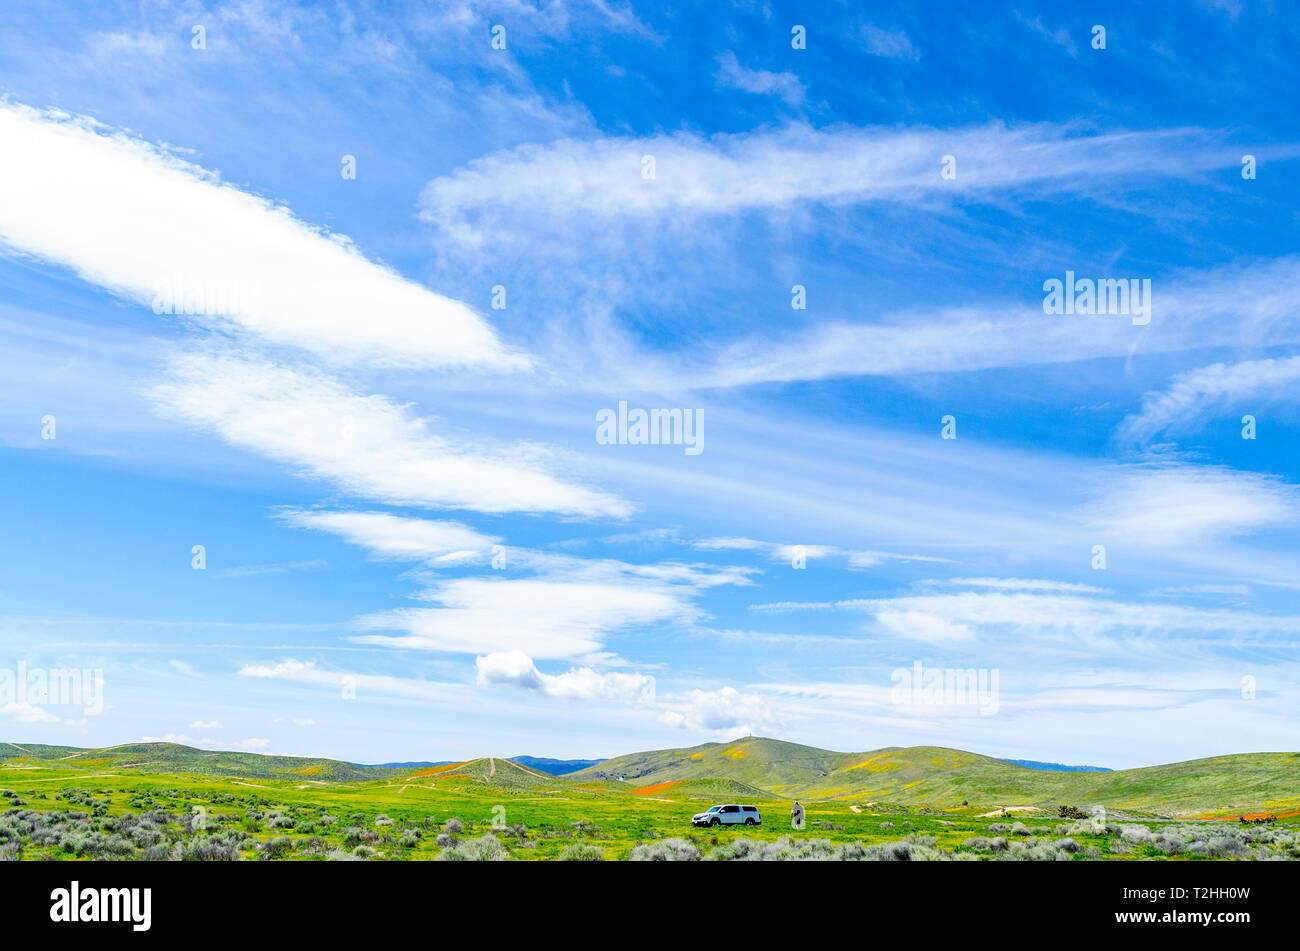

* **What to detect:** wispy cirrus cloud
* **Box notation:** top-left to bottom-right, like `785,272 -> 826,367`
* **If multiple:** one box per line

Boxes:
690,536 -> 946,568
758,586 -> 1300,645
713,50 -> 806,106
275,508 -> 500,563
862,25 -> 920,60
690,257 -> 1300,389
420,122 -> 1263,245
1082,464 -> 1300,547
1118,355 -> 1300,444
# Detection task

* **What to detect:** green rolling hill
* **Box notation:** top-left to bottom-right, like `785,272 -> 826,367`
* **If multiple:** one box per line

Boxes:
569,736 -> 860,789
407,757 -> 559,789
0,740 -> 394,783
571,736 -> 1300,817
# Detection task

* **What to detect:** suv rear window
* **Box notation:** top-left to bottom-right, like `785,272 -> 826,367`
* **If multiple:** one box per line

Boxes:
742,806 -> 757,812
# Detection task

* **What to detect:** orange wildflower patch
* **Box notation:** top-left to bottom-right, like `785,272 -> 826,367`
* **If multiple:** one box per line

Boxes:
631,780 -> 681,795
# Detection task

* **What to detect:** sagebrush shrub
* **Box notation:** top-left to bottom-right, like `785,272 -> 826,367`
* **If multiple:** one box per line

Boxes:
558,842 -> 604,861
628,838 -> 700,862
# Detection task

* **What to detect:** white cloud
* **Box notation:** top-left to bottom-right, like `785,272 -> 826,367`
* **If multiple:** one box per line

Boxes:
1119,356 -> 1300,444
276,509 -> 499,562
1083,465 -> 1300,546
875,610 -> 974,646
693,537 -> 835,563
239,659 -> 471,702
141,732 -> 192,744
700,257 -> 1300,387
0,101 -> 526,371
475,651 -> 654,703
692,536 -> 766,551
153,350 -> 631,517
944,578 -> 1110,594
355,575 -> 699,659
847,550 -> 951,568
1018,15 -> 1078,57
420,122 -> 1255,245
691,537 -> 940,570
1,702 -> 59,723
658,686 -> 781,734
762,589 -> 1300,643
93,31 -> 170,57
237,738 -> 270,751
714,51 -> 806,106
862,26 -> 919,60
218,559 -> 327,578
1148,584 -> 1250,598
770,543 -> 837,564
189,719 -> 223,729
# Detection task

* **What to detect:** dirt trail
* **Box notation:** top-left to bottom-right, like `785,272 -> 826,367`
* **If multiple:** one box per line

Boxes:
509,760 -> 549,779
849,804 -> 863,813
59,742 -> 137,760
488,757 -> 495,777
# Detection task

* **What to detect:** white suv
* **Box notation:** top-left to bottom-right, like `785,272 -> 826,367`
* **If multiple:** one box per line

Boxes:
692,804 -> 761,827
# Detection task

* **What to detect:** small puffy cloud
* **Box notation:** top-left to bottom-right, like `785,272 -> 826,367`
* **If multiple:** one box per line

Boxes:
356,575 -> 702,659
875,610 -> 974,646
189,719 -> 222,729
475,651 -> 654,703
658,686 -> 780,734
1,702 -> 60,723
475,650 -> 543,690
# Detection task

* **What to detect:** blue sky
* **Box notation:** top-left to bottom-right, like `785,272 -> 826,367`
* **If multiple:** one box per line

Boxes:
1,1 -> 1298,767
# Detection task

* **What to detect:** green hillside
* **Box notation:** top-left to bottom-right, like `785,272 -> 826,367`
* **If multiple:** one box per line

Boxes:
0,741 -> 392,783
406,757 -> 559,790
570,736 -> 860,791
573,738 -> 1300,817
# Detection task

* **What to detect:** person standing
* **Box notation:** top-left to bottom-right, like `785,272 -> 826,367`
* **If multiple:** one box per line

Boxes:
791,800 -> 805,830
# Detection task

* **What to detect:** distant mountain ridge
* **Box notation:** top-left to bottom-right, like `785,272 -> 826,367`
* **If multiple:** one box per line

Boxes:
509,756 -> 601,775
1002,759 -> 1111,773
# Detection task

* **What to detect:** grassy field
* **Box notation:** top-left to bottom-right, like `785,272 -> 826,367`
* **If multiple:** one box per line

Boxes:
1,738 -> 1297,861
